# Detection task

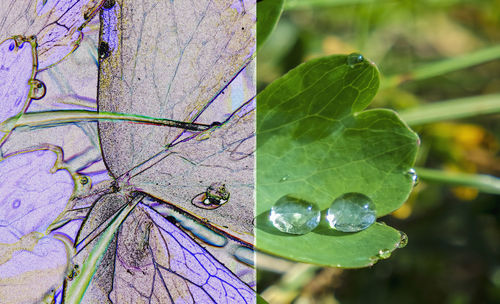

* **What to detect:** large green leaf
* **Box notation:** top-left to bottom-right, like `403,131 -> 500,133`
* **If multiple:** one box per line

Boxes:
257,0 -> 285,51
256,54 -> 419,267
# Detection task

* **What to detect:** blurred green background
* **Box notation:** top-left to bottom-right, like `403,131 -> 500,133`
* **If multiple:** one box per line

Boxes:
256,0 -> 500,303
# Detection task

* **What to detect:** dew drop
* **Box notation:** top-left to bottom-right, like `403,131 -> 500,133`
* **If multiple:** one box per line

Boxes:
377,248 -> 391,259
346,53 -> 364,68
80,176 -> 89,185
30,79 -> 46,100
408,168 -> 419,186
397,231 -> 408,248
279,175 -> 289,182
234,246 -> 254,266
326,192 -> 376,232
67,264 -> 80,281
12,199 -> 20,209
269,195 -> 320,235
191,182 -> 229,209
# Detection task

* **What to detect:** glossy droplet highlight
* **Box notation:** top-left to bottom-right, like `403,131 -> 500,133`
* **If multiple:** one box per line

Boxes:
398,231 -> 408,248
377,248 -> 391,259
408,168 -> 418,186
326,192 -> 376,232
269,195 -> 320,235
30,79 -> 46,100
346,53 -> 364,68
191,182 -> 230,210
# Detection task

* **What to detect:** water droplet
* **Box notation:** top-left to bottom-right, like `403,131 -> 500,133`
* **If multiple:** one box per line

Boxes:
12,199 -> 20,209
80,176 -> 89,185
377,248 -> 391,259
191,182 -> 229,209
326,192 -> 376,232
98,41 -> 110,60
30,79 -> 46,100
279,175 -> 289,182
408,168 -> 419,186
234,246 -> 254,266
67,264 -> 80,281
8,42 -> 14,51
397,231 -> 408,248
103,0 -> 116,9
346,53 -> 364,68
269,195 -> 320,235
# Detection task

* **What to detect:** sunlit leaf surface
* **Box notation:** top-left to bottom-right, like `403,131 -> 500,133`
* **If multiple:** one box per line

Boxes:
256,55 -> 419,267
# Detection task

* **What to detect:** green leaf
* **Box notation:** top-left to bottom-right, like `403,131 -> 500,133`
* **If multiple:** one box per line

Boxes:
256,54 -> 419,267
257,0 -> 285,51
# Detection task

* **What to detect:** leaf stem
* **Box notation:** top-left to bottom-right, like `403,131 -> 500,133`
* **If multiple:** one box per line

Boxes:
65,194 -> 144,304
285,0 -> 378,10
398,94 -> 500,126
0,110 -> 213,133
416,167 -> 500,195
382,45 -> 500,88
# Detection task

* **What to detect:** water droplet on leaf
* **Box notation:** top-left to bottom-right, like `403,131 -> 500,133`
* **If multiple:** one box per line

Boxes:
30,79 -> 46,100
269,195 -> 320,235
12,199 -> 20,209
346,53 -> 364,68
279,175 -> 289,182
326,192 -> 376,232
377,248 -> 391,259
191,182 -> 230,209
408,168 -> 418,186
398,231 -> 408,248
80,176 -> 89,185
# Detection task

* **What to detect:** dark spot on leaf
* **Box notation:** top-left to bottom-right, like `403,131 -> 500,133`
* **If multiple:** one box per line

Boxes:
103,0 -> 116,9
98,41 -> 110,60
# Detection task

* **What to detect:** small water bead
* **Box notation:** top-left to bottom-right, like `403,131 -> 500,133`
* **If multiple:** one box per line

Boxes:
397,231 -> 408,248
408,168 -> 419,186
191,182 -> 230,210
326,192 -> 376,232
269,195 -> 320,235
30,79 -> 46,100
346,53 -> 364,68
377,248 -> 391,259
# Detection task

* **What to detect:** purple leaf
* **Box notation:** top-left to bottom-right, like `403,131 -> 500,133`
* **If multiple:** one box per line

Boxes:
0,149 -> 74,242
0,148 -> 75,303
0,37 -> 35,124
0,0 -> 107,69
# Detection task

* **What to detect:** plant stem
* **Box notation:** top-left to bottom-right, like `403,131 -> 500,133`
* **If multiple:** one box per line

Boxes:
0,110 -> 212,132
398,94 -> 500,126
285,0 -> 378,10
65,194 -> 144,304
382,45 -> 500,88
416,167 -> 500,195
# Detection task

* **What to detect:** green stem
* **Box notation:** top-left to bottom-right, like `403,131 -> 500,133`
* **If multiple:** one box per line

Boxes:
285,0 -> 378,10
382,45 -> 500,88
0,110 -> 212,133
398,94 -> 500,126
65,195 -> 144,304
416,167 -> 500,195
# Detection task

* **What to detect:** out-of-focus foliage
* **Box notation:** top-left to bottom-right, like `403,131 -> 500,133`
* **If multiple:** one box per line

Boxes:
257,0 -> 500,303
